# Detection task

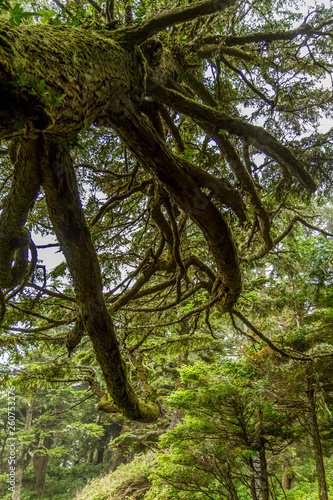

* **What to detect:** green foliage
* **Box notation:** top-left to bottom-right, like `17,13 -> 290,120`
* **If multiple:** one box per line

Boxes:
150,362 -> 296,499
9,3 -> 24,26
284,458 -> 333,499
12,71 -> 66,107
74,454 -> 154,500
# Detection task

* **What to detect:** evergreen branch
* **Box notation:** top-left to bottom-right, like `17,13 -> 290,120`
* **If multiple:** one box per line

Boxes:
26,283 -> 76,302
219,54 -> 275,106
90,179 -> 152,226
230,309 -> 309,361
7,301 -> 64,323
199,22 -> 324,46
150,85 -> 316,192
50,394 -> 94,415
122,282 -> 208,313
3,318 -> 74,333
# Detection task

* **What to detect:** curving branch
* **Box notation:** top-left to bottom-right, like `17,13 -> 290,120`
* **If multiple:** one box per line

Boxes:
66,317 -> 85,357
121,0 -> 237,45
109,98 -> 242,312
230,309 -> 308,361
273,216 -> 333,246
41,139 -> 160,422
219,54 -> 275,106
150,85 -> 316,193
199,22 -> 322,47
197,44 -> 255,62
185,73 -> 272,252
247,215 -> 333,262
90,179 -> 152,226
0,138 -> 40,290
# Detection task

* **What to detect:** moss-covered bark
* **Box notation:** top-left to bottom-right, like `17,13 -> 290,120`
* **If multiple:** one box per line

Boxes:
0,20 -> 142,139
109,99 -> 241,312
0,139 -> 40,288
151,86 -> 316,193
41,140 -> 160,421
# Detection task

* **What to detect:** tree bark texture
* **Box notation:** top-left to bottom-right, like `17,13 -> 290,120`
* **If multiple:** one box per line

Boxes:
12,399 -> 35,500
32,435 -> 51,498
40,140 -> 160,422
0,139 -> 40,289
305,366 -> 328,500
0,20 -> 142,139
259,441 -> 269,500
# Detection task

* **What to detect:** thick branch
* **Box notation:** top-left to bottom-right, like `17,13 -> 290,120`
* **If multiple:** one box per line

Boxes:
150,86 -> 316,192
109,99 -> 241,312
122,0 -> 237,45
186,74 -> 272,250
41,139 -> 160,422
0,139 -> 40,289
200,22 -> 320,47
109,257 -> 173,312
184,159 -> 247,221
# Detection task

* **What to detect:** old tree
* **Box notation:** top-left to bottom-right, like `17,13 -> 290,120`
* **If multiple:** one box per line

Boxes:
0,0 -> 333,422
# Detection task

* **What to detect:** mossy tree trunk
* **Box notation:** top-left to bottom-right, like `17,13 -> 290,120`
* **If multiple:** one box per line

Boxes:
32,435 -> 52,499
305,366 -> 328,500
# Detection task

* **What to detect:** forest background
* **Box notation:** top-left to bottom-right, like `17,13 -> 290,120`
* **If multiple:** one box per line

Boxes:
0,0 -> 333,499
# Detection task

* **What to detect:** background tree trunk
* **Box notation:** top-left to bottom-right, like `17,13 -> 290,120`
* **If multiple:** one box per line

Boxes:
305,366 -> 328,500
259,441 -> 269,500
12,399 -> 34,500
33,435 -> 52,498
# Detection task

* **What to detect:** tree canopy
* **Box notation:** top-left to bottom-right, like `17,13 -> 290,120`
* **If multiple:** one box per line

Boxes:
0,0 -> 333,426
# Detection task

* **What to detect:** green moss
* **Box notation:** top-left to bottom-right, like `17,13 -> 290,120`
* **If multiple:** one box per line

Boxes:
0,22 -> 145,139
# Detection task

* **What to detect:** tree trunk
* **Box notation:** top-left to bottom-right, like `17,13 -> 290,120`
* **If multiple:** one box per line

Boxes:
305,366 -> 328,500
281,451 -> 294,491
95,420 -> 115,465
33,435 -> 52,498
0,20 -> 141,140
249,475 -> 259,500
282,471 -> 294,491
86,415 -> 100,464
95,446 -> 105,466
250,455 -> 261,500
107,422 -> 127,473
109,449 -> 128,472
86,448 -> 94,464
40,140 -> 160,422
12,399 -> 35,500
259,441 -> 269,500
